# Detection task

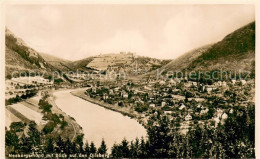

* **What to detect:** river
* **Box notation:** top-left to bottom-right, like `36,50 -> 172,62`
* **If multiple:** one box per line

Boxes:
53,89 -> 147,151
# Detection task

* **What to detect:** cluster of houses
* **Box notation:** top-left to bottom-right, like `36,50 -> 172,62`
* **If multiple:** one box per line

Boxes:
86,77 -> 248,110
84,77 -> 251,134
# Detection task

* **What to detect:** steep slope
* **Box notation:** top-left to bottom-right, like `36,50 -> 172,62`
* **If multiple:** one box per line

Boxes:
143,21 -> 255,79
39,53 -> 73,72
142,44 -> 212,78
187,22 -> 255,72
5,28 -> 56,77
39,53 -> 71,63
67,56 -> 95,71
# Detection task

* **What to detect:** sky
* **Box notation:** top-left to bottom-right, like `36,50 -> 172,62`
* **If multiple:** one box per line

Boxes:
5,4 -> 255,61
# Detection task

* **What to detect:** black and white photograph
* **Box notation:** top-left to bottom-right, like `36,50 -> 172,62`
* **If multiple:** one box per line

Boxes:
1,1 -> 258,158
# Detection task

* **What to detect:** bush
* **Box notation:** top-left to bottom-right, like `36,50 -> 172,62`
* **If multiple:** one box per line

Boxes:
60,120 -> 68,130
6,95 -> 22,105
10,122 -> 25,133
39,99 -> 52,113
51,113 -> 60,124
118,102 -> 124,107
6,74 -> 12,79
43,121 -> 56,134
135,105 -> 148,113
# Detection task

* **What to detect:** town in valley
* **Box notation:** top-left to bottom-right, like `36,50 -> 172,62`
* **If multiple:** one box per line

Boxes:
4,5 -> 255,158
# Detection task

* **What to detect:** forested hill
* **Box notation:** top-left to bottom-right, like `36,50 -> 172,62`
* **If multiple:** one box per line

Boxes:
187,21 -> 255,72
142,21 -> 255,79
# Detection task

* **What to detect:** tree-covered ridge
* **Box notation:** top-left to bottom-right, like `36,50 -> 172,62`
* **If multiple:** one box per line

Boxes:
188,22 -> 255,71
143,21 -> 255,79
201,22 -> 255,60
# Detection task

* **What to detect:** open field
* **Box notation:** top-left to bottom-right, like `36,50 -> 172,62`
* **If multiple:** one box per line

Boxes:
5,109 -> 21,129
21,101 -> 41,113
6,106 -> 31,124
9,103 -> 43,125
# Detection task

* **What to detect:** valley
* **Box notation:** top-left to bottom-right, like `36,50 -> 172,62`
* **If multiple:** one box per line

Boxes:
4,21 -> 255,158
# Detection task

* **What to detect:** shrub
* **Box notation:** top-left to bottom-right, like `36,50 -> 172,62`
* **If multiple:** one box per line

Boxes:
60,120 -> 68,130
43,121 -> 56,134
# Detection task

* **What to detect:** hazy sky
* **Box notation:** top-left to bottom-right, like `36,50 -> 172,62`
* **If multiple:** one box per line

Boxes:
6,4 -> 255,61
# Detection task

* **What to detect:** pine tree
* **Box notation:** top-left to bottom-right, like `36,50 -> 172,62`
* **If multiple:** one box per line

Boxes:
147,114 -> 172,157
55,136 -> 65,153
64,138 -> 72,155
71,142 -> 77,154
139,137 -> 147,157
90,142 -> 96,154
98,138 -> 107,155
27,121 -> 41,147
45,138 -> 54,153
120,138 -> 130,157
111,143 -> 121,157
19,134 -> 31,154
134,138 -> 140,156
129,141 -> 137,158
5,130 -> 19,153
84,141 -> 90,156
75,134 -> 84,153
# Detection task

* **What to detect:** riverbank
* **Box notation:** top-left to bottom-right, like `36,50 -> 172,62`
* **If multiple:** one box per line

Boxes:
54,89 -> 147,152
71,89 -> 147,128
5,89 -> 83,141
48,90 -> 83,140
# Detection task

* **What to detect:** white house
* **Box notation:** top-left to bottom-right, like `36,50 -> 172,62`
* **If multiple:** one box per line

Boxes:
103,93 -> 109,100
149,103 -> 156,107
185,114 -> 192,121
231,79 -> 236,84
164,111 -> 172,115
179,103 -> 186,110
168,79 -> 177,85
192,82 -> 198,86
200,108 -> 209,114
159,80 -> 166,85
161,101 -> 166,107
240,80 -> 247,85
206,86 -> 216,93
122,93 -> 128,98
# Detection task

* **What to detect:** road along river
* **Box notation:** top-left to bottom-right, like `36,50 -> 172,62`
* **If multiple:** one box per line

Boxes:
53,89 -> 147,151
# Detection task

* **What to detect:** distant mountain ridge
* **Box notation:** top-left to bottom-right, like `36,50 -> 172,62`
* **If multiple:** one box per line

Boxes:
6,21 -> 255,80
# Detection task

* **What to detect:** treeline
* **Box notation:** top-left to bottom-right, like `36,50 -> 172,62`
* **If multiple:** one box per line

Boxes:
5,121 -> 107,157
5,89 -> 37,106
110,104 -> 254,158
6,121 -> 104,156
6,104 -> 254,158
